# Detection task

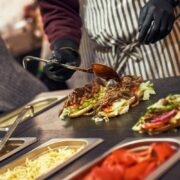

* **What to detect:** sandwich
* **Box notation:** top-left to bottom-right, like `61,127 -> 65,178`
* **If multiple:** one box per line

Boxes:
132,94 -> 180,134
59,75 -> 156,122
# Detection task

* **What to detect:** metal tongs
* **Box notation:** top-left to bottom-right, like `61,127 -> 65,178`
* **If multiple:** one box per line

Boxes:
23,56 -> 120,82
0,106 -> 34,151
23,56 -> 93,73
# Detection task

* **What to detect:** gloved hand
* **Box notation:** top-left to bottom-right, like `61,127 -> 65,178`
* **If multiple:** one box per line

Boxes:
44,39 -> 81,81
138,0 -> 176,44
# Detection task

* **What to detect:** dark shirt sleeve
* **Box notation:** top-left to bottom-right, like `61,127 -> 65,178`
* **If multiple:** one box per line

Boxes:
38,0 -> 82,49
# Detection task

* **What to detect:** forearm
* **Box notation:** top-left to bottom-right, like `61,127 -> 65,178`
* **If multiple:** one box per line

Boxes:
38,0 -> 82,49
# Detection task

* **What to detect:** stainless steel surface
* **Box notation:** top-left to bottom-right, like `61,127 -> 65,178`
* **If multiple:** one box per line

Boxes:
0,137 -> 37,161
0,138 -> 103,180
65,138 -> 180,180
0,106 -> 34,151
0,77 -> 179,180
0,95 -> 66,130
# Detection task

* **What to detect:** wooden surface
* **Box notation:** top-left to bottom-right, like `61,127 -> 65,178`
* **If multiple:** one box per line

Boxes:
0,76 -> 180,179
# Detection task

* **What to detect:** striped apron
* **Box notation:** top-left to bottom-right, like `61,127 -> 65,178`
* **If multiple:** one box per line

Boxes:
83,0 -> 180,80
68,0 -> 180,88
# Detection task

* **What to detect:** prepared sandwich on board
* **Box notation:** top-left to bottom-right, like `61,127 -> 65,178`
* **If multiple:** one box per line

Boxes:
132,94 -> 180,134
59,75 -> 155,122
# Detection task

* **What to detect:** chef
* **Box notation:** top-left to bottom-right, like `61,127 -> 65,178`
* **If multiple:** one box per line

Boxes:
38,0 -> 180,83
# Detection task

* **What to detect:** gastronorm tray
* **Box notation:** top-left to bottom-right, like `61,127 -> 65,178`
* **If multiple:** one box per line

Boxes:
0,137 -> 37,161
0,138 -> 103,180
65,138 -> 180,180
0,95 -> 66,131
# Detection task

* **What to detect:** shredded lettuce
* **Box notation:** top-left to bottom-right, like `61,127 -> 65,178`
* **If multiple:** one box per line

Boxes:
59,108 -> 70,120
132,116 -> 144,131
92,99 -> 129,123
148,94 -> 180,113
92,112 -> 109,123
170,111 -> 180,124
139,81 -> 156,100
111,99 -> 127,111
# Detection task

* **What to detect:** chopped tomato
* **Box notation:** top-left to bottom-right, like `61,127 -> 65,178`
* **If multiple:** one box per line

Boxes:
112,150 -> 137,166
102,149 -> 137,167
70,103 -> 78,107
83,166 -> 122,180
132,147 -> 153,162
143,161 -> 158,177
82,143 -> 174,180
131,86 -> 138,96
102,154 -> 119,167
152,143 -> 174,163
83,166 -> 113,180
124,160 -> 156,180
143,121 -> 166,130
103,104 -> 112,113
104,164 -> 125,180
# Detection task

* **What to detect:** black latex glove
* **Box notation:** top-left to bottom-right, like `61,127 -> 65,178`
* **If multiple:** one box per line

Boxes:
138,0 -> 176,44
44,39 -> 81,81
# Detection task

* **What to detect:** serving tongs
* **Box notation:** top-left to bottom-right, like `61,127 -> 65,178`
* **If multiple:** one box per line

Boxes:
0,106 -> 34,151
23,56 -> 120,82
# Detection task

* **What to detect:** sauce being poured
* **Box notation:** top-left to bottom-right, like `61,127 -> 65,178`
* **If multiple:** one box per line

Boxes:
91,64 -> 120,82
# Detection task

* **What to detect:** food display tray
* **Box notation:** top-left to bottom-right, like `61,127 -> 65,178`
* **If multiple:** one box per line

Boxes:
65,138 -> 180,180
0,95 -> 66,131
0,138 -> 103,180
0,137 -> 37,161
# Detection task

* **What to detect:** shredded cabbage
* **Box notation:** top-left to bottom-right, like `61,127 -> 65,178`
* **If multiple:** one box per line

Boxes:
0,146 -> 83,180
139,81 -> 156,100
59,108 -> 70,120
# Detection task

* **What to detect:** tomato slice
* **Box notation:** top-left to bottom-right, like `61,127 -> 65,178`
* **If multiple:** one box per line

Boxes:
152,143 -> 174,163
142,121 -> 166,130
103,104 -> 113,113
104,164 -> 125,180
112,150 -> 137,166
131,86 -> 138,96
83,166 -> 114,180
102,153 -> 119,167
124,160 -> 157,180
83,143 -> 174,180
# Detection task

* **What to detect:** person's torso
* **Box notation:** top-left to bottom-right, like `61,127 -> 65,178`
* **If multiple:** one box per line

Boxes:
84,0 -> 149,46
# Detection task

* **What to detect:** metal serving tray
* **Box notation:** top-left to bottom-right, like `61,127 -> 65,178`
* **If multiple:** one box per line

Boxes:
0,95 -> 66,131
0,138 -> 103,180
65,138 -> 180,180
0,137 -> 37,161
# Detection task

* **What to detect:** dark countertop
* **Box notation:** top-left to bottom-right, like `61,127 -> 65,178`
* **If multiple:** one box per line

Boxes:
0,76 -> 180,179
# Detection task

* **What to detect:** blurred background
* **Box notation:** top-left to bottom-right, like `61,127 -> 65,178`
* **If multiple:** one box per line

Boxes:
0,0 -> 68,91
